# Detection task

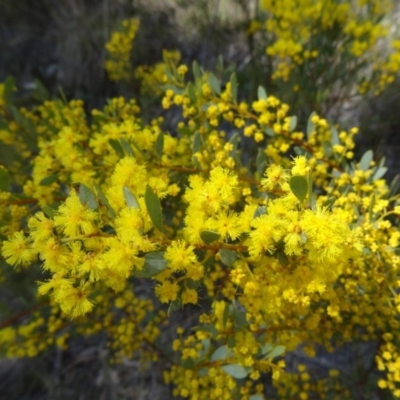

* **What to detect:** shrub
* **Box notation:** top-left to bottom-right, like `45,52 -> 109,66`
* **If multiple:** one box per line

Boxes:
1,3 -> 400,398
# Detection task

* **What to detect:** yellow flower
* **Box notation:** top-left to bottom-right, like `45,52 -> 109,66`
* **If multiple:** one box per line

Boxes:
181,288 -> 198,304
54,192 -> 97,238
164,240 -> 197,272
155,281 -> 179,303
2,231 -> 36,266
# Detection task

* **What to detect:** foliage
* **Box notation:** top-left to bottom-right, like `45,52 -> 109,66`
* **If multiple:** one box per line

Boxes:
254,0 -> 400,115
1,2 -> 400,399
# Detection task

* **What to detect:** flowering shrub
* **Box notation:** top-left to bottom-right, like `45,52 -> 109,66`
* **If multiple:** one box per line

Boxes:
247,0 -> 400,115
1,6 -> 400,399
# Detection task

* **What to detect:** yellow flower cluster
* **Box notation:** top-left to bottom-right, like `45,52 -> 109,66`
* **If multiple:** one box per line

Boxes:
135,50 -> 182,96
1,16 -> 400,400
259,0 -> 398,95
105,18 -> 140,81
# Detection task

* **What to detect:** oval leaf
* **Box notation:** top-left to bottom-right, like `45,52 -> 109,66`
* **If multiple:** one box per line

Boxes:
193,131 -> 201,154
109,139 -> 124,157
211,345 -> 233,362
257,86 -> 267,100
79,184 -> 98,210
145,185 -> 163,232
249,395 -> 264,400
39,173 -> 58,186
289,176 -> 308,203
256,148 -> 266,178
207,73 -> 221,95
222,364 -> 250,379
267,345 -> 285,360
187,82 -> 197,103
219,249 -> 239,267
253,206 -> 266,218
230,73 -> 238,103
120,139 -> 133,157
135,251 -> 167,278
123,186 -> 141,210
94,184 -> 116,218
192,61 -> 202,81
200,230 -> 220,244
289,116 -> 297,132
359,150 -> 373,171
330,126 -> 339,145
41,205 -> 56,218
156,132 -> 164,158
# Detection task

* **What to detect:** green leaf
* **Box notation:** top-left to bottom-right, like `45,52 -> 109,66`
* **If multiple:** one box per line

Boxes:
261,343 -> 274,355
359,150 -> 373,171
289,176 -> 308,203
211,345 -> 234,362
232,307 -> 247,330
227,336 -> 235,348
109,139 -> 124,157
230,73 -> 238,103
187,82 -> 197,103
200,230 -> 220,244
257,86 -> 267,100
192,61 -> 202,81
249,395 -> 264,400
156,132 -> 164,158
39,173 -> 58,186
264,127 -> 275,137
193,131 -> 202,154
330,126 -> 339,145
372,166 -> 387,181
307,112 -> 316,138
390,174 -> 400,197
253,206 -> 266,218
164,65 -> 175,82
219,249 -> 239,267
199,338 -> 211,358
256,148 -> 266,178
145,185 -> 164,232
41,205 -> 56,218
368,193 -> 376,222
94,184 -> 116,218
323,141 -> 333,157
123,186 -> 140,209
79,184 -> 98,210
222,364 -> 250,379
323,196 -> 336,210
229,132 -> 240,148
277,252 -> 289,266
207,73 -> 221,95
267,345 -> 285,360
168,299 -> 182,316
289,116 -> 297,132
135,252 -> 167,278
120,138 -> 133,157
0,168 -> 11,191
